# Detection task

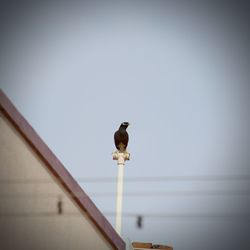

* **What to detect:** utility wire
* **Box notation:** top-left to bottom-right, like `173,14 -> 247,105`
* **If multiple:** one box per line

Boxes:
0,211 -> 249,220
0,190 -> 249,199
0,174 -> 250,184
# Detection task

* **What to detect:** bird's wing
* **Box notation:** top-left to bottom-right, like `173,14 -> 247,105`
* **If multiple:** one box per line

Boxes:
114,130 -> 121,150
114,130 -> 129,151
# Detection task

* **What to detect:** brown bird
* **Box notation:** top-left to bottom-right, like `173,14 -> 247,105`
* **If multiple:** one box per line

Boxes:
114,122 -> 130,152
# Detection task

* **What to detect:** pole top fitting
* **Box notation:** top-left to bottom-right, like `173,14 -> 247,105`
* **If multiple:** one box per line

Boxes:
112,150 -> 130,165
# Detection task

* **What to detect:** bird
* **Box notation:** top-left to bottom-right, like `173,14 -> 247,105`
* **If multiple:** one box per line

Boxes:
114,122 -> 130,152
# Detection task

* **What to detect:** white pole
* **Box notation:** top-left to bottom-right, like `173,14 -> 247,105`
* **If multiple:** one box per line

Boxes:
116,163 -> 124,235
112,151 -> 130,236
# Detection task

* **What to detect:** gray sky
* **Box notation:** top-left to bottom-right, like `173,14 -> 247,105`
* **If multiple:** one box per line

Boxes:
1,2 -> 249,249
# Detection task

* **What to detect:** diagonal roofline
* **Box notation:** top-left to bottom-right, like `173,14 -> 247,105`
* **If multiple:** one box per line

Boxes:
0,89 -> 125,250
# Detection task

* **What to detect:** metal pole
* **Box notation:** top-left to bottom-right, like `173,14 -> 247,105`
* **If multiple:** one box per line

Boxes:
112,151 -> 130,235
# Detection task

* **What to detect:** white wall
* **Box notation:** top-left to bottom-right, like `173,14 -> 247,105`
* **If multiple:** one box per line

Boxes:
0,111 -> 113,250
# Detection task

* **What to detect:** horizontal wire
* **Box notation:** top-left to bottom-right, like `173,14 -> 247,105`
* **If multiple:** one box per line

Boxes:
0,189 -> 249,199
77,175 -> 250,182
105,212 -> 250,220
0,174 -> 250,184
0,211 -> 249,219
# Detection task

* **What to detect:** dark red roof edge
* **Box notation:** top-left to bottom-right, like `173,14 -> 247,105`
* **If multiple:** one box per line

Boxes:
0,89 -> 125,250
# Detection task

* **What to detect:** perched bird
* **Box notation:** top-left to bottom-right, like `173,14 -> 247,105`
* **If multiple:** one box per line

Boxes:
114,122 -> 130,152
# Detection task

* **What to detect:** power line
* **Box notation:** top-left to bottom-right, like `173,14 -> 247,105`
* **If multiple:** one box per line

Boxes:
0,174 -> 250,184
77,175 -> 250,183
0,189 -> 249,199
0,211 -> 249,220
105,212 -> 250,220
89,190 -> 250,197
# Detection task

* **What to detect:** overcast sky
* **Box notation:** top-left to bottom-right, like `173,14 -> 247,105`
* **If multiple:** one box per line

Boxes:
1,2 -> 249,249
